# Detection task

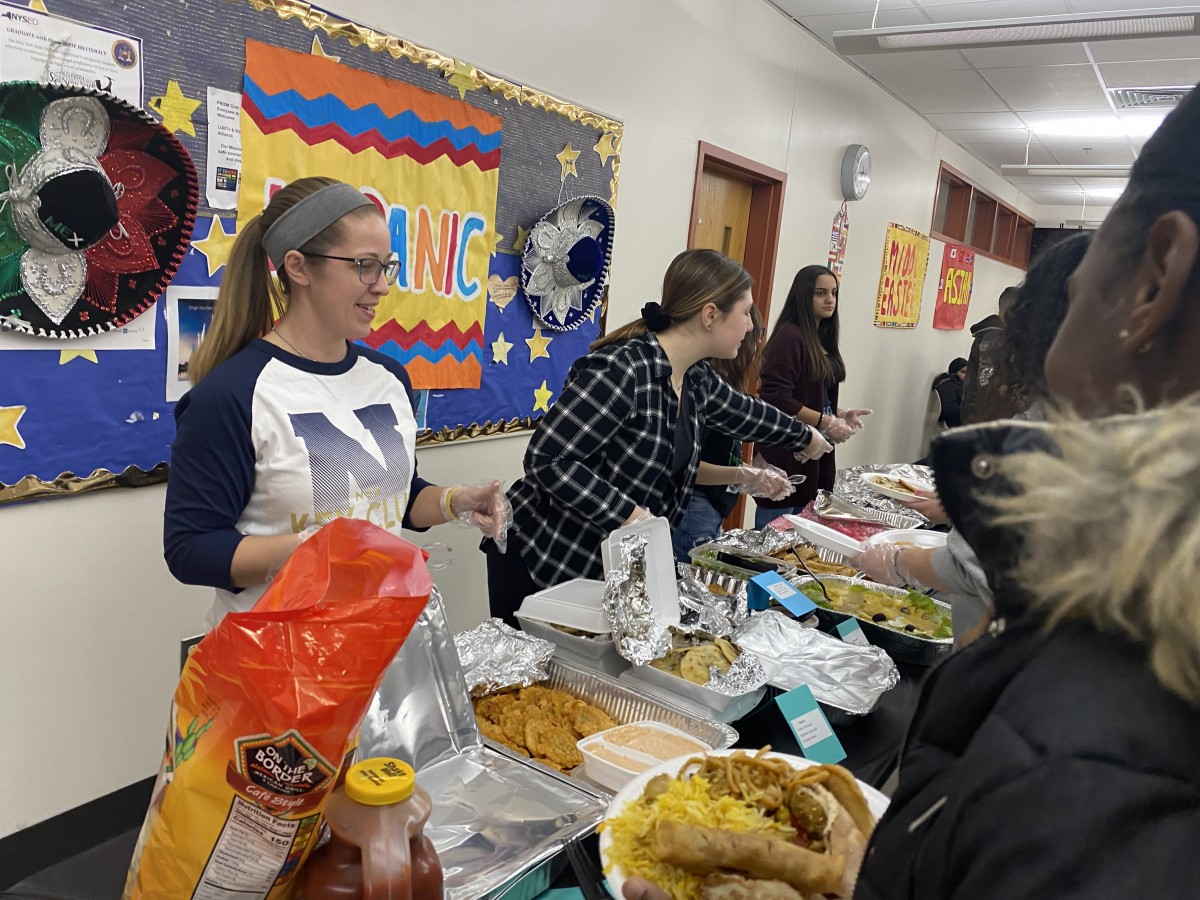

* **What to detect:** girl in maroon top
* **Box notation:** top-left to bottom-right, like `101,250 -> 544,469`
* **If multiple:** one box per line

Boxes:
754,265 -> 871,528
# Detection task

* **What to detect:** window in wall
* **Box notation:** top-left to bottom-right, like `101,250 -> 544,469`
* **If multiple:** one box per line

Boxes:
931,161 -> 1033,269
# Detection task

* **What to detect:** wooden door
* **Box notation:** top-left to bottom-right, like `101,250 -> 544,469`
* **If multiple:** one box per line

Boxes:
693,168 -> 753,263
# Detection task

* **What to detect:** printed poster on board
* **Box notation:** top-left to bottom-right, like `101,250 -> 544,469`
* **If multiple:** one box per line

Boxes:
932,244 -> 975,330
873,223 -> 930,329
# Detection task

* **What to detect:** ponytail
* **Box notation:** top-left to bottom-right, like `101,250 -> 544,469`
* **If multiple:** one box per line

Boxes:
188,214 -> 283,384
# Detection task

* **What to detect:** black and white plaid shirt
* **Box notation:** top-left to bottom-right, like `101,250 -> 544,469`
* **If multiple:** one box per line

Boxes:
506,333 -> 815,588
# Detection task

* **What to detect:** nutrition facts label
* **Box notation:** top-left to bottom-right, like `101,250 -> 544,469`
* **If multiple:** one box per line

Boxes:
192,796 -> 296,900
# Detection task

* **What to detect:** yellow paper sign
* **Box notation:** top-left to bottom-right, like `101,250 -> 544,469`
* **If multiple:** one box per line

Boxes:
874,223 -> 930,328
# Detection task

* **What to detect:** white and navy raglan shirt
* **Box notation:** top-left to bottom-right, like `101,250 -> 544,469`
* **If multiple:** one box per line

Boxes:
164,339 -> 431,627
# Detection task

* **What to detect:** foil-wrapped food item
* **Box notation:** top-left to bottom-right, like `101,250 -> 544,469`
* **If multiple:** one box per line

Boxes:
602,533 -> 671,666
831,463 -> 934,527
453,618 -> 555,696
734,610 -> 899,715
711,526 -> 798,557
677,565 -> 748,635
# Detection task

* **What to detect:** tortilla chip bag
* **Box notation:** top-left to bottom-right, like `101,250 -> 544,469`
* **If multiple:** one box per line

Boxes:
123,519 -> 432,900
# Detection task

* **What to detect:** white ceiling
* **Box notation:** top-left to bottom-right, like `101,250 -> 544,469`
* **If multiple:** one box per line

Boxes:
768,0 -> 1200,211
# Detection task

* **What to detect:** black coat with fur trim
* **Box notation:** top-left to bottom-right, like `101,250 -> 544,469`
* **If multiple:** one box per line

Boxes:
854,421 -> 1200,900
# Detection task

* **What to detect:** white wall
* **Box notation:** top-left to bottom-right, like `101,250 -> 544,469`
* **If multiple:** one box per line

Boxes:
0,0 -> 1038,838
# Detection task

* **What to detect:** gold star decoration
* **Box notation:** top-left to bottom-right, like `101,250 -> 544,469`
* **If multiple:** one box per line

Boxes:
310,35 -> 341,62
556,143 -> 580,181
447,60 -> 480,101
148,79 -> 202,137
481,226 -> 503,257
593,132 -> 619,167
59,349 -> 98,365
192,216 -> 237,277
533,380 -> 553,413
28,0 -> 48,10
0,404 -> 27,449
491,332 -> 513,365
526,327 -> 552,362
511,225 -> 530,253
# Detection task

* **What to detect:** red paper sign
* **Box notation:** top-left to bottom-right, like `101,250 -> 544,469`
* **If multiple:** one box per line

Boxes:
932,244 -> 975,330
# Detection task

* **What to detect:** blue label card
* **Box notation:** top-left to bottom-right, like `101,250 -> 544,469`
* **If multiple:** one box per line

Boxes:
775,684 -> 847,765
836,618 -> 871,646
748,571 -> 817,617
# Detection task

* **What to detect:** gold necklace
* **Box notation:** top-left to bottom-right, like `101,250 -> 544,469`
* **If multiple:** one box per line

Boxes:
273,327 -> 310,360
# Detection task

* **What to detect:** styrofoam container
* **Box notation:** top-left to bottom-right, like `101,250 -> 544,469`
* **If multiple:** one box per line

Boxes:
517,578 -> 609,633
577,721 -> 712,791
516,614 -> 630,677
600,517 -> 677,624
783,514 -> 866,556
865,528 -> 948,551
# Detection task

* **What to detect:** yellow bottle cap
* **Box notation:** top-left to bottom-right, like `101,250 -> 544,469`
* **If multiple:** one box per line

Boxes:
344,757 -> 416,806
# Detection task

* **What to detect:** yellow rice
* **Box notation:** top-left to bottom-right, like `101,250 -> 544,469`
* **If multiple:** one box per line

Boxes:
601,774 -> 796,899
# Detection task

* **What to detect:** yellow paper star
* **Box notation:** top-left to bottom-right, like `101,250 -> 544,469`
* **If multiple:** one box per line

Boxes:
556,143 -> 580,181
149,79 -> 201,137
511,225 -> 530,253
59,349 -> 98,365
28,0 -> 48,10
311,35 -> 341,62
526,327 -> 552,362
481,227 -> 503,257
448,60 -> 480,101
192,216 -> 236,277
594,132 -> 619,167
492,332 -> 513,365
533,380 -> 553,413
0,404 -> 27,449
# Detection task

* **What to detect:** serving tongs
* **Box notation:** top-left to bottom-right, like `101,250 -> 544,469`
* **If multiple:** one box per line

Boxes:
793,553 -> 833,607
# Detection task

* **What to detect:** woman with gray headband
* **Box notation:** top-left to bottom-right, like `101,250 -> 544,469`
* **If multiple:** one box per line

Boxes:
164,176 -> 508,628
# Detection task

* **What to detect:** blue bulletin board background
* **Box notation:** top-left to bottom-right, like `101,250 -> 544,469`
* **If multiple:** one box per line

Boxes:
0,0 -> 620,503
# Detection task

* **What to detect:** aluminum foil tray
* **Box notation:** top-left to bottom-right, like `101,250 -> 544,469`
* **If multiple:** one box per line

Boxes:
358,594 -> 606,899
688,542 -> 799,581
482,656 -> 738,797
790,574 -> 953,666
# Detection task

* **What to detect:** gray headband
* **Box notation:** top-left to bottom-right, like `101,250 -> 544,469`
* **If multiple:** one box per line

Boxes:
261,182 -> 375,268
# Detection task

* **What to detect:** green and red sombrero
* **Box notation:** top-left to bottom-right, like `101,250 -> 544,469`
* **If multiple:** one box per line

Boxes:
0,82 -> 198,338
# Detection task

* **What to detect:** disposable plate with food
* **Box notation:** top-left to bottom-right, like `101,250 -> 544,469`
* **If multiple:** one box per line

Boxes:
864,528 -> 948,551
599,747 -> 889,900
859,472 -> 933,503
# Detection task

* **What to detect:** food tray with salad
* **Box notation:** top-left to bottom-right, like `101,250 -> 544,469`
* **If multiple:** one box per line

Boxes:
790,574 -> 953,665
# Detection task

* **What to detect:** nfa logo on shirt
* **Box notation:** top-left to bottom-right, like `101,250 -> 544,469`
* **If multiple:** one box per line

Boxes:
289,403 -> 412,530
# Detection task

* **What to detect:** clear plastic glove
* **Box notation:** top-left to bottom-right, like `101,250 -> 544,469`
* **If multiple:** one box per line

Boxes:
824,416 -> 854,443
623,505 -> 654,526
729,463 -> 795,501
840,407 -> 873,431
795,428 -> 834,462
449,481 -> 513,552
854,544 -> 911,587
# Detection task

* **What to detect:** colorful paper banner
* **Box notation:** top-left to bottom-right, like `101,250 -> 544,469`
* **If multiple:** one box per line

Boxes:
873,223 -> 930,329
932,243 -> 975,331
828,202 -> 849,277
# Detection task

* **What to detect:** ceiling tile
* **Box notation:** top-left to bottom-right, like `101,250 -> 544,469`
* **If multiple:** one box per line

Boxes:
925,110 -> 1026,129
942,127 -> 1036,144
916,0 -> 1072,21
960,141 -> 1056,167
1039,142 -> 1137,165
1088,36 -> 1200,64
981,65 -> 1109,110
961,43 -> 1088,68
792,7 -> 931,46
854,49 -> 973,73
769,0 -> 917,17
878,68 -> 1008,112
1099,59 -> 1200,89
1065,0 -> 1200,11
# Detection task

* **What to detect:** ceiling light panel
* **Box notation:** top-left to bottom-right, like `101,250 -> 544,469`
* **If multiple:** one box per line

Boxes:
834,8 -> 1200,54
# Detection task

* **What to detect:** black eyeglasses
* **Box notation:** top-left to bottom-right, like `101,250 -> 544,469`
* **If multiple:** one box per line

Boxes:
302,253 -> 401,286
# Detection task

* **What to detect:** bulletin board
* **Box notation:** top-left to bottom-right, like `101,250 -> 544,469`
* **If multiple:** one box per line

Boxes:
0,0 -> 621,504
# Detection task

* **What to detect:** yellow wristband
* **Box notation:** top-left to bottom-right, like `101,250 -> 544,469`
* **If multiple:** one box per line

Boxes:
440,486 -> 462,523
